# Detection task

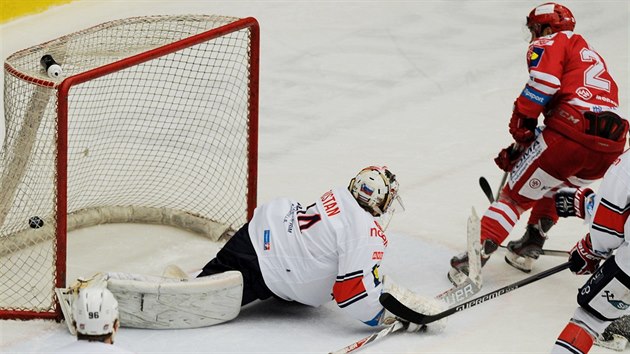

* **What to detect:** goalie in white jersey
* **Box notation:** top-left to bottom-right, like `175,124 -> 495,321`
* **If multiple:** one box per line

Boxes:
68,166 -> 445,332
198,165 -> 444,329
551,149 -> 630,354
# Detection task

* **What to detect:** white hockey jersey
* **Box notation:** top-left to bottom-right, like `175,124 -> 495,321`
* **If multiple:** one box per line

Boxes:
590,149 -> 630,274
248,187 -> 388,326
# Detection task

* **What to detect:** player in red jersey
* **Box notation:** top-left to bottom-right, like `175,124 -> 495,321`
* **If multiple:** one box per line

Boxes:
449,2 -> 628,284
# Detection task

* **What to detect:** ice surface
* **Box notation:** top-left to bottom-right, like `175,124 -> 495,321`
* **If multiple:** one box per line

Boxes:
1,1 -> 628,353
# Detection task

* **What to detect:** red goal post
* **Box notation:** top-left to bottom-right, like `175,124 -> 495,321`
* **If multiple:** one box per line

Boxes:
0,15 -> 259,319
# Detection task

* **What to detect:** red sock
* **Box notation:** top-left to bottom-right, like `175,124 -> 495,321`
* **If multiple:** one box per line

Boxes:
481,201 -> 520,245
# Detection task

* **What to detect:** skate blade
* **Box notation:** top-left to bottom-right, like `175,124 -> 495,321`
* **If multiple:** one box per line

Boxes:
504,252 -> 533,273
447,267 -> 468,287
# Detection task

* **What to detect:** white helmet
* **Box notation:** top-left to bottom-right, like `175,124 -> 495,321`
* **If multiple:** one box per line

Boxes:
72,287 -> 119,336
348,166 -> 400,216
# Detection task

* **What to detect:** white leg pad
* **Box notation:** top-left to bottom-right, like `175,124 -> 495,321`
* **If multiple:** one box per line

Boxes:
106,270 -> 243,329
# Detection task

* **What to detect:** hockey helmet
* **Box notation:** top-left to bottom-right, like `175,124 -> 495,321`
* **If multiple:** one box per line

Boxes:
72,286 -> 119,336
348,166 -> 400,217
526,3 -> 575,39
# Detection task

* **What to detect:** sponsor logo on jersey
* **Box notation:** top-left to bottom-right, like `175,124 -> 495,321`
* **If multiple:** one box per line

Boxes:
528,178 -> 541,189
528,46 -> 544,68
602,290 -> 630,310
532,38 -> 554,46
371,264 -> 381,287
576,87 -> 593,100
263,229 -> 271,250
370,220 -> 388,246
595,95 -> 618,106
557,109 -> 580,124
372,251 -> 383,260
320,190 -> 340,217
521,86 -> 550,105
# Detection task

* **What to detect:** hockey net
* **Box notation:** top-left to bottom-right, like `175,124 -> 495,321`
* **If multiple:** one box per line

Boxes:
0,15 -> 259,319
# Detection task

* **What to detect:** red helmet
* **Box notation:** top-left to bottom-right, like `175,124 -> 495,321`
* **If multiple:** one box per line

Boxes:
526,3 -> 575,38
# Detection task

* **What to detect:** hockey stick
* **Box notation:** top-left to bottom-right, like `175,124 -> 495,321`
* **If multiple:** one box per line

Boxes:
499,244 -> 569,257
478,173 -> 507,204
496,172 -> 508,202
330,209 -> 482,353
479,176 -> 495,203
380,261 -> 571,325
328,321 -> 408,354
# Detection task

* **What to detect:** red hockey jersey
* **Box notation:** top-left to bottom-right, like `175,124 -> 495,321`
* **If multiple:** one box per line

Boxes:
515,31 -> 626,152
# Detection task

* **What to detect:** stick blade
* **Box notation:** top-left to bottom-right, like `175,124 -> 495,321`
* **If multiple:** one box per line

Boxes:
379,292 -> 430,325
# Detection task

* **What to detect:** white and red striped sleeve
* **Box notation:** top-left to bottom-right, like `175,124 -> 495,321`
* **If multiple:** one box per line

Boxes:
333,218 -> 388,326
590,153 -> 630,255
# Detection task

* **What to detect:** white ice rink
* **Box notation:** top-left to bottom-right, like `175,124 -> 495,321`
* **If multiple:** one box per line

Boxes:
1,0 -> 629,353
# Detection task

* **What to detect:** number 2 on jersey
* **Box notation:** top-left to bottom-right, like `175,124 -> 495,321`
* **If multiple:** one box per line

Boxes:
580,48 -> 611,92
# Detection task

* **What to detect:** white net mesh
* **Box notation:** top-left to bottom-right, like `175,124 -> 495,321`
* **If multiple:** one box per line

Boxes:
0,15 -> 258,317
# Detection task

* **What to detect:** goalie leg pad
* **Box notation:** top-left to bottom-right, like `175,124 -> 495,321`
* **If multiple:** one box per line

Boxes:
107,270 -> 243,329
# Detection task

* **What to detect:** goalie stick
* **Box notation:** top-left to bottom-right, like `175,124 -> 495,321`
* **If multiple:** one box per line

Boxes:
328,321 -> 408,354
328,209 -> 483,354
380,261 -> 571,325
439,207 -> 482,305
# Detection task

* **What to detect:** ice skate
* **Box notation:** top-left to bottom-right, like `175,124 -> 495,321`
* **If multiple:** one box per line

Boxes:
505,218 -> 553,273
448,239 -> 497,286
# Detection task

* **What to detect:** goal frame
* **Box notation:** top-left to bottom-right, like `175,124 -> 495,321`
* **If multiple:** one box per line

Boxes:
0,16 -> 259,320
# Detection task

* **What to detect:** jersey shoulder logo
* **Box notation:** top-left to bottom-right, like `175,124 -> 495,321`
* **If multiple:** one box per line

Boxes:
528,46 -> 545,68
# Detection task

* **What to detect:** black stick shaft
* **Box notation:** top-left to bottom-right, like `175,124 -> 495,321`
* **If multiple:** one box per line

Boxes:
380,261 -> 571,325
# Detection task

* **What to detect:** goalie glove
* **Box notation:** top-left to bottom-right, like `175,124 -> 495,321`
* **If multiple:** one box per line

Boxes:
379,276 -> 447,333
555,187 -> 595,220
569,234 -> 606,275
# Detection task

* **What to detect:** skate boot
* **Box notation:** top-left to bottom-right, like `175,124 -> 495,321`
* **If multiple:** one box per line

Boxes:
505,218 -> 554,273
448,239 -> 498,286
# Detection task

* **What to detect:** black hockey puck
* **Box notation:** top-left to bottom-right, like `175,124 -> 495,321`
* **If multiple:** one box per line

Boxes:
29,216 -> 44,229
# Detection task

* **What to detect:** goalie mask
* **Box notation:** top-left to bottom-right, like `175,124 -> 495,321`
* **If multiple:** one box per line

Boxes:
348,166 -> 401,217
72,287 -> 119,336
526,3 -> 575,40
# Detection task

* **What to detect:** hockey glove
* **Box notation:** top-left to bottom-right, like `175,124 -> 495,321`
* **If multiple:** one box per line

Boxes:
509,109 -> 537,144
555,187 -> 594,219
379,276 -> 446,333
494,143 -> 524,172
569,234 -> 605,275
